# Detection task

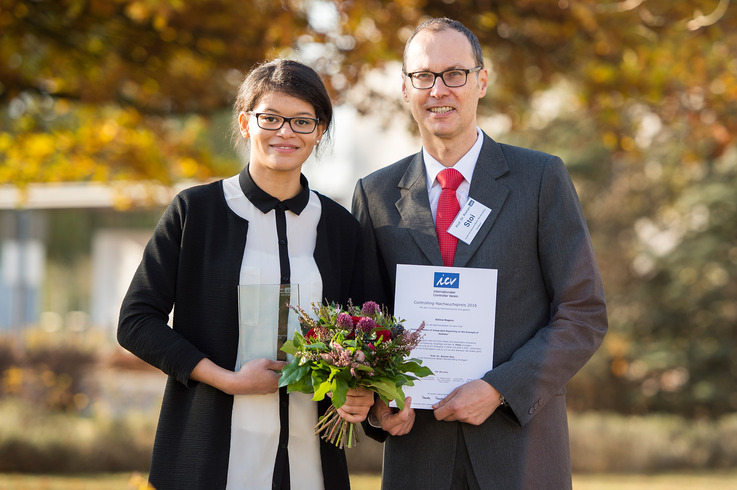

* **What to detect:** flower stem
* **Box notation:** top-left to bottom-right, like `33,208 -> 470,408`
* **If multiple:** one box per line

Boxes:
313,405 -> 360,448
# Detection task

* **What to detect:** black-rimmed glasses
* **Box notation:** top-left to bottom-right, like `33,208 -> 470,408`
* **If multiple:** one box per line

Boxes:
248,112 -> 320,134
404,66 -> 482,90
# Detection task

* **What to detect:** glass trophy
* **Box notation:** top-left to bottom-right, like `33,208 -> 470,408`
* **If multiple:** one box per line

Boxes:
236,284 -> 300,368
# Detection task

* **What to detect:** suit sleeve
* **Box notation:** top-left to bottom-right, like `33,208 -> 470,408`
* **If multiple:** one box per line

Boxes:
483,156 -> 608,427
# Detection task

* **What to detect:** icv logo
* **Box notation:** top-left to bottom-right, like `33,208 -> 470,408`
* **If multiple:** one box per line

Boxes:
434,272 -> 460,289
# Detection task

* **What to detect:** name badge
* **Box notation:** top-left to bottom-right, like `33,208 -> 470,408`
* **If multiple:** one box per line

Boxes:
448,198 -> 491,245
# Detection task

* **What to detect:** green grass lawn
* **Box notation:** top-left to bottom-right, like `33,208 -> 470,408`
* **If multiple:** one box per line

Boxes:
1,472 -> 736,490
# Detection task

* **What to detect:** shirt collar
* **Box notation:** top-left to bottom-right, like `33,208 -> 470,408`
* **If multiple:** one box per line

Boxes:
238,165 -> 310,215
424,127 -> 484,191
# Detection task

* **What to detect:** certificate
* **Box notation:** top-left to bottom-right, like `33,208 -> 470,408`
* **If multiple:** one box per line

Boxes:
394,264 -> 497,409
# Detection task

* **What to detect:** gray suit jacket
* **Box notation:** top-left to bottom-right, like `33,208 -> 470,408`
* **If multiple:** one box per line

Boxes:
352,134 -> 607,489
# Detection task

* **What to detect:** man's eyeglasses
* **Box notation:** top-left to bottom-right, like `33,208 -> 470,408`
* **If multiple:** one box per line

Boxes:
248,112 -> 320,134
403,67 -> 482,90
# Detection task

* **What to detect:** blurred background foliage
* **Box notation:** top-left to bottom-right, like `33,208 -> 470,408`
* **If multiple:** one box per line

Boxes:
2,0 -> 737,420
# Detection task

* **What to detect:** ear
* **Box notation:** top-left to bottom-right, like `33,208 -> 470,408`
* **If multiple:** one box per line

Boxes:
477,67 -> 489,99
315,123 -> 327,145
238,112 -> 251,139
402,76 -> 410,103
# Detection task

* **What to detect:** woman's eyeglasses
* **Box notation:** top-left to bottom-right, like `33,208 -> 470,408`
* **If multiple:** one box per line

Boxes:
248,112 -> 320,134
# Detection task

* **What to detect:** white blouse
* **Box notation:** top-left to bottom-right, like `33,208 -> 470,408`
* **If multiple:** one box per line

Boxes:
222,173 -> 324,490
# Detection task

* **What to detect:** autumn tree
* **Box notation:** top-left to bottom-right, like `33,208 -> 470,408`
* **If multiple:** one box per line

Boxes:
0,0 -> 318,185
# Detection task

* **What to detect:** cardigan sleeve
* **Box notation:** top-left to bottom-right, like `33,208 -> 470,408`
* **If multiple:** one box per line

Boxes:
117,194 -> 207,386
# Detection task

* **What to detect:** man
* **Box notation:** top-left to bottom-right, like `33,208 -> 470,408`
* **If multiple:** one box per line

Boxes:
352,18 -> 608,489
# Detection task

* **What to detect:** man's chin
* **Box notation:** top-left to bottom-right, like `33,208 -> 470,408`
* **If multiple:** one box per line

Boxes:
421,119 -> 457,136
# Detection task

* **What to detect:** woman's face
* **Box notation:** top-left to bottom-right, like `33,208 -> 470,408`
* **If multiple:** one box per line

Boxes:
239,92 -> 325,180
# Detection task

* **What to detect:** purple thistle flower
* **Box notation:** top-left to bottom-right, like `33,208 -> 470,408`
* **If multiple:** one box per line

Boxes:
356,317 -> 377,334
361,301 -> 380,316
336,313 -> 354,330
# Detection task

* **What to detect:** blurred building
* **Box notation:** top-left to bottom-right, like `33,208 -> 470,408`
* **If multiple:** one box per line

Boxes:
0,183 -> 165,336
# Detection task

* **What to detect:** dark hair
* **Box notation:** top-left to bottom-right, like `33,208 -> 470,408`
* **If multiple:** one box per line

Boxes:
231,59 -> 333,155
402,18 -> 484,72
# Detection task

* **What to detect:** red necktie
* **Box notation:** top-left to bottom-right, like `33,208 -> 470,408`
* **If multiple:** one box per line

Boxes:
436,168 -> 464,267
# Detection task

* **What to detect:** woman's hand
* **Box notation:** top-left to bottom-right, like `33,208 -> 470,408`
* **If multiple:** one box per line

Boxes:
190,357 -> 287,395
336,387 -> 374,423
230,358 -> 288,395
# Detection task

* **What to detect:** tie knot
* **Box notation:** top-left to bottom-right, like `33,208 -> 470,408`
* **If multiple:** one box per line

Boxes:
437,168 -> 464,191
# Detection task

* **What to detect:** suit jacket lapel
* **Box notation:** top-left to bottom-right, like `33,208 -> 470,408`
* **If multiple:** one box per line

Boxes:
454,134 -> 510,267
395,153 -> 444,265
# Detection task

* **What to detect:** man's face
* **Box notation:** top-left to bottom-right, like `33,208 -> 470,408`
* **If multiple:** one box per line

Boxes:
402,28 -> 488,145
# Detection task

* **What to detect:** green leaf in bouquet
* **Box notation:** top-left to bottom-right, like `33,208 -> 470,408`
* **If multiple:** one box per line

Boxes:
400,359 -> 434,377
311,369 -> 328,390
331,378 -> 348,408
304,341 -> 327,351
363,378 -> 405,409
394,373 -> 418,388
280,339 -> 299,356
284,375 -> 313,395
313,379 -> 332,401
278,362 -> 310,387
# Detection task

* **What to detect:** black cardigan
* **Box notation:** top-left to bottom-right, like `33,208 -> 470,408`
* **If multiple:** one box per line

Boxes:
118,178 -> 363,490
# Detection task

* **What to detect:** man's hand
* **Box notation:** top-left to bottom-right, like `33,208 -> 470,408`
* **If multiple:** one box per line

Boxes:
432,379 -> 502,425
370,397 -> 415,436
336,387 -> 374,423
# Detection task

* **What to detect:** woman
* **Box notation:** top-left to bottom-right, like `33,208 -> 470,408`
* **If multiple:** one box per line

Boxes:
118,59 -> 372,490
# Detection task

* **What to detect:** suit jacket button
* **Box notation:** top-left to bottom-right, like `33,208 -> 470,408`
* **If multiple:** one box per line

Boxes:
528,407 -> 535,414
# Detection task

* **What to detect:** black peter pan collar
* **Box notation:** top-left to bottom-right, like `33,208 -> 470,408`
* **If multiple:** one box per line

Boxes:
238,165 -> 310,215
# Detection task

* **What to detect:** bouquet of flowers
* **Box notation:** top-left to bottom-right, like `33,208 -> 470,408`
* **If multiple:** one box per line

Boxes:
278,300 -> 432,448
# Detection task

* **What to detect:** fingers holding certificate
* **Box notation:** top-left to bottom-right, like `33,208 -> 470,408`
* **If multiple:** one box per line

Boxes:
432,379 -> 502,425
394,264 -> 498,410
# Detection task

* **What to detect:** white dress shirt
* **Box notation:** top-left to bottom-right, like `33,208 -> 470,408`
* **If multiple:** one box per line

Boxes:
423,127 -> 484,224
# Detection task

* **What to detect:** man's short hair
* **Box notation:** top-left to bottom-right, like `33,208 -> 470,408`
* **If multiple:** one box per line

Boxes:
402,17 -> 484,72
